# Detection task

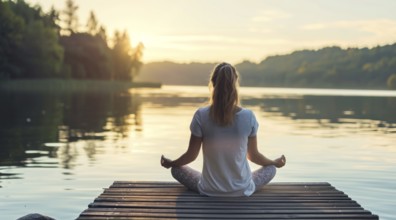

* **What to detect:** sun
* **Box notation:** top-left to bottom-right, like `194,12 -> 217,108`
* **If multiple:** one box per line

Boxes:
130,33 -> 152,47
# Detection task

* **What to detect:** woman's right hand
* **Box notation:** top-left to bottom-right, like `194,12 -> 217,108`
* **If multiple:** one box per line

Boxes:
273,155 -> 286,168
161,155 -> 173,169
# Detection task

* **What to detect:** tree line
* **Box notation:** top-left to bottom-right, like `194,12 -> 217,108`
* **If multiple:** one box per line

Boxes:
236,45 -> 396,89
138,44 -> 396,89
0,0 -> 143,81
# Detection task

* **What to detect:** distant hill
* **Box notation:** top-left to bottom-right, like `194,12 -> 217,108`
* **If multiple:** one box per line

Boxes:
137,43 -> 396,89
136,61 -> 216,86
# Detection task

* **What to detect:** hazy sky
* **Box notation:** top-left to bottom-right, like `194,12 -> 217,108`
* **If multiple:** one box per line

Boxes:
28,0 -> 396,63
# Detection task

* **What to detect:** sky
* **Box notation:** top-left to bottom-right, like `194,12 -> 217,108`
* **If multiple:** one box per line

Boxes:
28,0 -> 396,64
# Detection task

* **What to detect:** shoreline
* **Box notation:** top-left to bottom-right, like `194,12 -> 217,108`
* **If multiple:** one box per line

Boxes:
0,79 -> 161,92
1,79 -> 393,92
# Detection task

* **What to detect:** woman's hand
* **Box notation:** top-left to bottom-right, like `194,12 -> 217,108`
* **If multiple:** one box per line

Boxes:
273,155 -> 286,168
161,155 -> 173,169
160,135 -> 202,169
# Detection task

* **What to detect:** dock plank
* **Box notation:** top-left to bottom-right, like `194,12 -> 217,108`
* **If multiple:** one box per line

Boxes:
77,181 -> 378,219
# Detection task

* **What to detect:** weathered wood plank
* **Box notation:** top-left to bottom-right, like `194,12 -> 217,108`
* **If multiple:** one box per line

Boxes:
109,184 -> 336,189
84,207 -> 365,212
94,197 -> 352,203
113,181 -> 332,186
81,208 -> 371,215
103,188 -> 344,194
78,212 -> 378,219
106,186 -> 342,191
80,212 -> 376,218
88,201 -> 362,209
77,218 -> 378,220
110,184 -> 335,190
78,216 -> 379,220
76,181 -> 378,220
99,193 -> 349,199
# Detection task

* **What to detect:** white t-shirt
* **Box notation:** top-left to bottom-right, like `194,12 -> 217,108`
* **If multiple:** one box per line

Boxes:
190,106 -> 258,197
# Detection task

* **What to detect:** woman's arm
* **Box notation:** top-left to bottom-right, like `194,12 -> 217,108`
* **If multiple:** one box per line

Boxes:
161,134 -> 202,168
247,136 -> 286,168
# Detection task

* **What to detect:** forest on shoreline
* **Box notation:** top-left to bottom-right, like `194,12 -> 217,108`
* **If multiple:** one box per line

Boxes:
137,43 -> 396,90
0,0 -> 143,82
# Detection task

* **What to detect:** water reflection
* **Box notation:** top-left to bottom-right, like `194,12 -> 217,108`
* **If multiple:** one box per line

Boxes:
1,88 -> 396,179
1,86 -> 395,220
0,90 -> 142,174
249,95 -> 396,132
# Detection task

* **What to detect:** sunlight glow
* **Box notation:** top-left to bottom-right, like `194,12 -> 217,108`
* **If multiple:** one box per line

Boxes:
27,0 -> 396,63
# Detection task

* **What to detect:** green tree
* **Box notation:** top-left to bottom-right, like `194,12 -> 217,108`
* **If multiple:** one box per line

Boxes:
111,30 -> 144,81
130,42 -> 144,81
86,10 -> 98,35
1,0 -> 145,81
0,1 -> 24,79
46,6 -> 61,36
97,25 -> 107,44
62,0 -> 78,35
0,0 -> 63,79
60,33 -> 111,79
112,30 -> 131,80
20,20 -> 64,78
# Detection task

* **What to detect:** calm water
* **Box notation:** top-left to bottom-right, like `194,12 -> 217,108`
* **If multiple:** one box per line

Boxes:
0,85 -> 395,220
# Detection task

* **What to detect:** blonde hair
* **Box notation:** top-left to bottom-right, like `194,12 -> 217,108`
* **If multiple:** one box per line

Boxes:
209,62 -> 240,126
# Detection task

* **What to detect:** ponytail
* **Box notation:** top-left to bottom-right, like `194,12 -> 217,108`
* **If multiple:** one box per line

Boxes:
209,62 -> 239,126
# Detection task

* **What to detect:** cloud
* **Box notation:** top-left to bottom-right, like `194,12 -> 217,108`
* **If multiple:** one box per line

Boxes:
247,9 -> 291,34
150,34 -> 289,48
302,19 -> 396,36
145,35 -> 238,51
248,27 -> 274,34
251,9 -> 292,23
300,18 -> 396,47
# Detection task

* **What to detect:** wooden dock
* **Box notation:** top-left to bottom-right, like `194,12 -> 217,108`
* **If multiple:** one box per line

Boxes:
77,181 -> 379,219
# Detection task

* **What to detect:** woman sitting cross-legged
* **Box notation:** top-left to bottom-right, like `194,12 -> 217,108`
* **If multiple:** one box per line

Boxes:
161,62 -> 286,197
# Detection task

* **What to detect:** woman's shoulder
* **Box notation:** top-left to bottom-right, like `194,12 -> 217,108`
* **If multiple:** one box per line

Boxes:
237,107 -> 254,115
193,106 -> 210,118
196,105 -> 210,113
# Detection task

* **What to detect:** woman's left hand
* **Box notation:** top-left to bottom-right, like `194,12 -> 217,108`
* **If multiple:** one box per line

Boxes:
273,155 -> 286,168
161,155 -> 173,169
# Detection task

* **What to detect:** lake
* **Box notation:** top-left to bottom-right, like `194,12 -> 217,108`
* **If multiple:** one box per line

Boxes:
0,85 -> 395,220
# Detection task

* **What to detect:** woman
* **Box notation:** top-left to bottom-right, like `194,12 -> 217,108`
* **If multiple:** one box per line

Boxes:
161,62 -> 286,197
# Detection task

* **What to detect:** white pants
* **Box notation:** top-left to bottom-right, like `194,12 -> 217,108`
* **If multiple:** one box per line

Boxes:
171,165 -> 277,193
